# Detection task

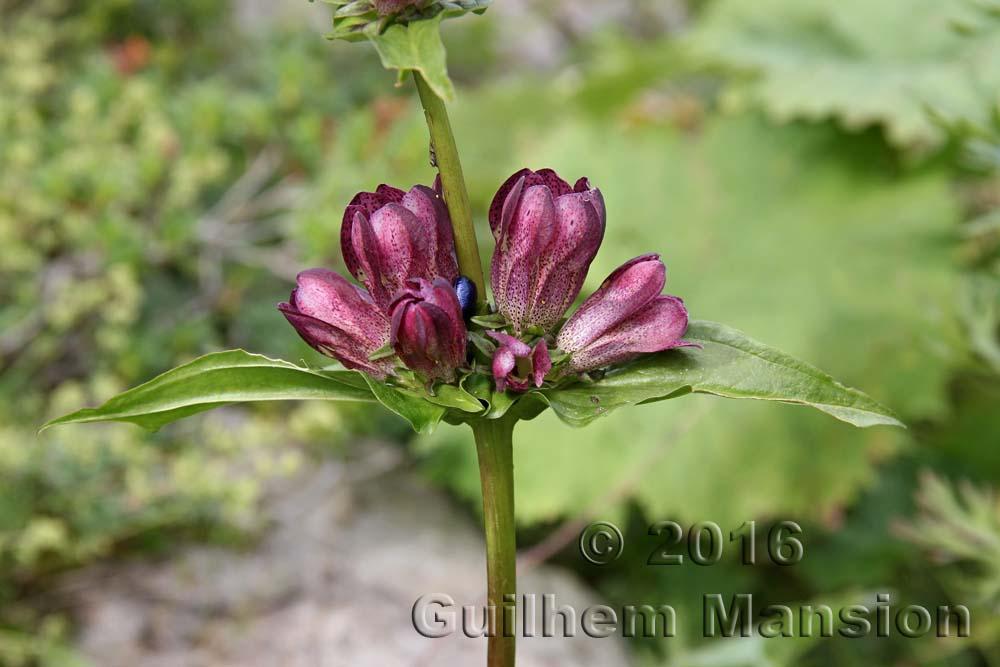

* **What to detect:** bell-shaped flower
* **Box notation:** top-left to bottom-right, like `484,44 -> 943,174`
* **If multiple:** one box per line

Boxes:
342,183 -> 459,310
278,269 -> 394,378
489,168 -> 605,334
487,332 -> 552,393
390,278 -> 468,383
556,254 -> 691,373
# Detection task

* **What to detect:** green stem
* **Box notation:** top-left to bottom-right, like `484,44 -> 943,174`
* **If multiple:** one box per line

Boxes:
471,415 -> 517,667
413,71 -> 487,308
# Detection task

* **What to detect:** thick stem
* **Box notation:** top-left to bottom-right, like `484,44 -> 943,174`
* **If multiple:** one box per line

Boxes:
413,71 -> 487,308
471,416 -> 517,667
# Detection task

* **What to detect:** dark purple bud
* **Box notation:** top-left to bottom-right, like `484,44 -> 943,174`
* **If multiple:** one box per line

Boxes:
342,183 -> 459,311
489,168 -> 605,333
453,275 -> 477,320
390,278 -> 468,382
278,269 -> 394,378
556,255 -> 693,373
488,332 -> 551,393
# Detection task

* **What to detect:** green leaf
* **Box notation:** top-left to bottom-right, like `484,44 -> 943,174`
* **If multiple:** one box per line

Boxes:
543,320 -> 903,429
467,331 -> 497,358
365,13 -> 455,102
426,383 -> 485,413
361,376 -> 447,434
367,343 -> 396,361
469,313 -> 506,328
41,350 -> 376,432
462,376 -> 493,415
462,373 -> 521,419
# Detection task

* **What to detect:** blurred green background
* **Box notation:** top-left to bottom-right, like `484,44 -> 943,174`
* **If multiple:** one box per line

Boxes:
2,0 -> 1000,665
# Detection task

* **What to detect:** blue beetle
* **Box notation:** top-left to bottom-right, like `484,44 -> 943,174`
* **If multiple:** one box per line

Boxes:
453,276 -> 477,320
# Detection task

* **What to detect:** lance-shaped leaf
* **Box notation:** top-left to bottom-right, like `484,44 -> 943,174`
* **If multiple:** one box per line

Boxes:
41,350 -> 376,432
542,320 -> 904,429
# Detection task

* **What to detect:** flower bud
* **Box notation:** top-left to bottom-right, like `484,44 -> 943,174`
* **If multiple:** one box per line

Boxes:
278,269 -> 394,378
342,184 -> 459,310
327,1 -> 491,43
489,168 -> 605,334
488,332 -> 552,393
390,278 -> 468,382
556,255 -> 691,372
373,0 -> 423,15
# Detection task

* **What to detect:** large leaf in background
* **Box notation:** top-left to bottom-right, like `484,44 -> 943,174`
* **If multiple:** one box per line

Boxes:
688,0 -> 1000,152
419,106 -> 959,526
42,351 -> 376,432
543,320 -> 902,429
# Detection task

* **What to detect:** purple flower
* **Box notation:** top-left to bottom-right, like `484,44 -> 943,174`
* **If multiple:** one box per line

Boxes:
556,254 -> 692,373
488,332 -> 552,393
278,269 -> 394,378
489,168 -> 605,334
390,278 -> 468,382
342,183 -> 459,310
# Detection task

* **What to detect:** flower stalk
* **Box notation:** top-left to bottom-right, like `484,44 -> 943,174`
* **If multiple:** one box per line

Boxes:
417,62 -> 516,666
413,71 -> 487,308
471,414 -> 517,667
43,9 -> 908,667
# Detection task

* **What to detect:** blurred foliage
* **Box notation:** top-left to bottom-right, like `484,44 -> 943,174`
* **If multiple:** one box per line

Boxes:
898,472 -> 1000,610
1,0 -> 999,665
689,0 -> 1000,154
0,0 -> 396,663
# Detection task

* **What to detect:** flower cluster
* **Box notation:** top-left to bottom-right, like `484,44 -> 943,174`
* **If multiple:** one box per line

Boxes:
279,183 -> 462,381
280,168 -> 690,394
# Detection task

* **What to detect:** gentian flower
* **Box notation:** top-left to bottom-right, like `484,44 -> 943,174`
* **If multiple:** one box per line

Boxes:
278,269 -> 394,378
280,181 -> 464,382
342,184 -> 459,310
488,332 -> 552,393
489,168 -> 605,334
556,254 -> 691,373
390,278 -> 468,383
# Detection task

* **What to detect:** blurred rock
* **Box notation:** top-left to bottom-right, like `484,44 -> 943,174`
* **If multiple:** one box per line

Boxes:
234,0 -> 327,32
488,0 -> 687,70
68,443 -> 630,667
